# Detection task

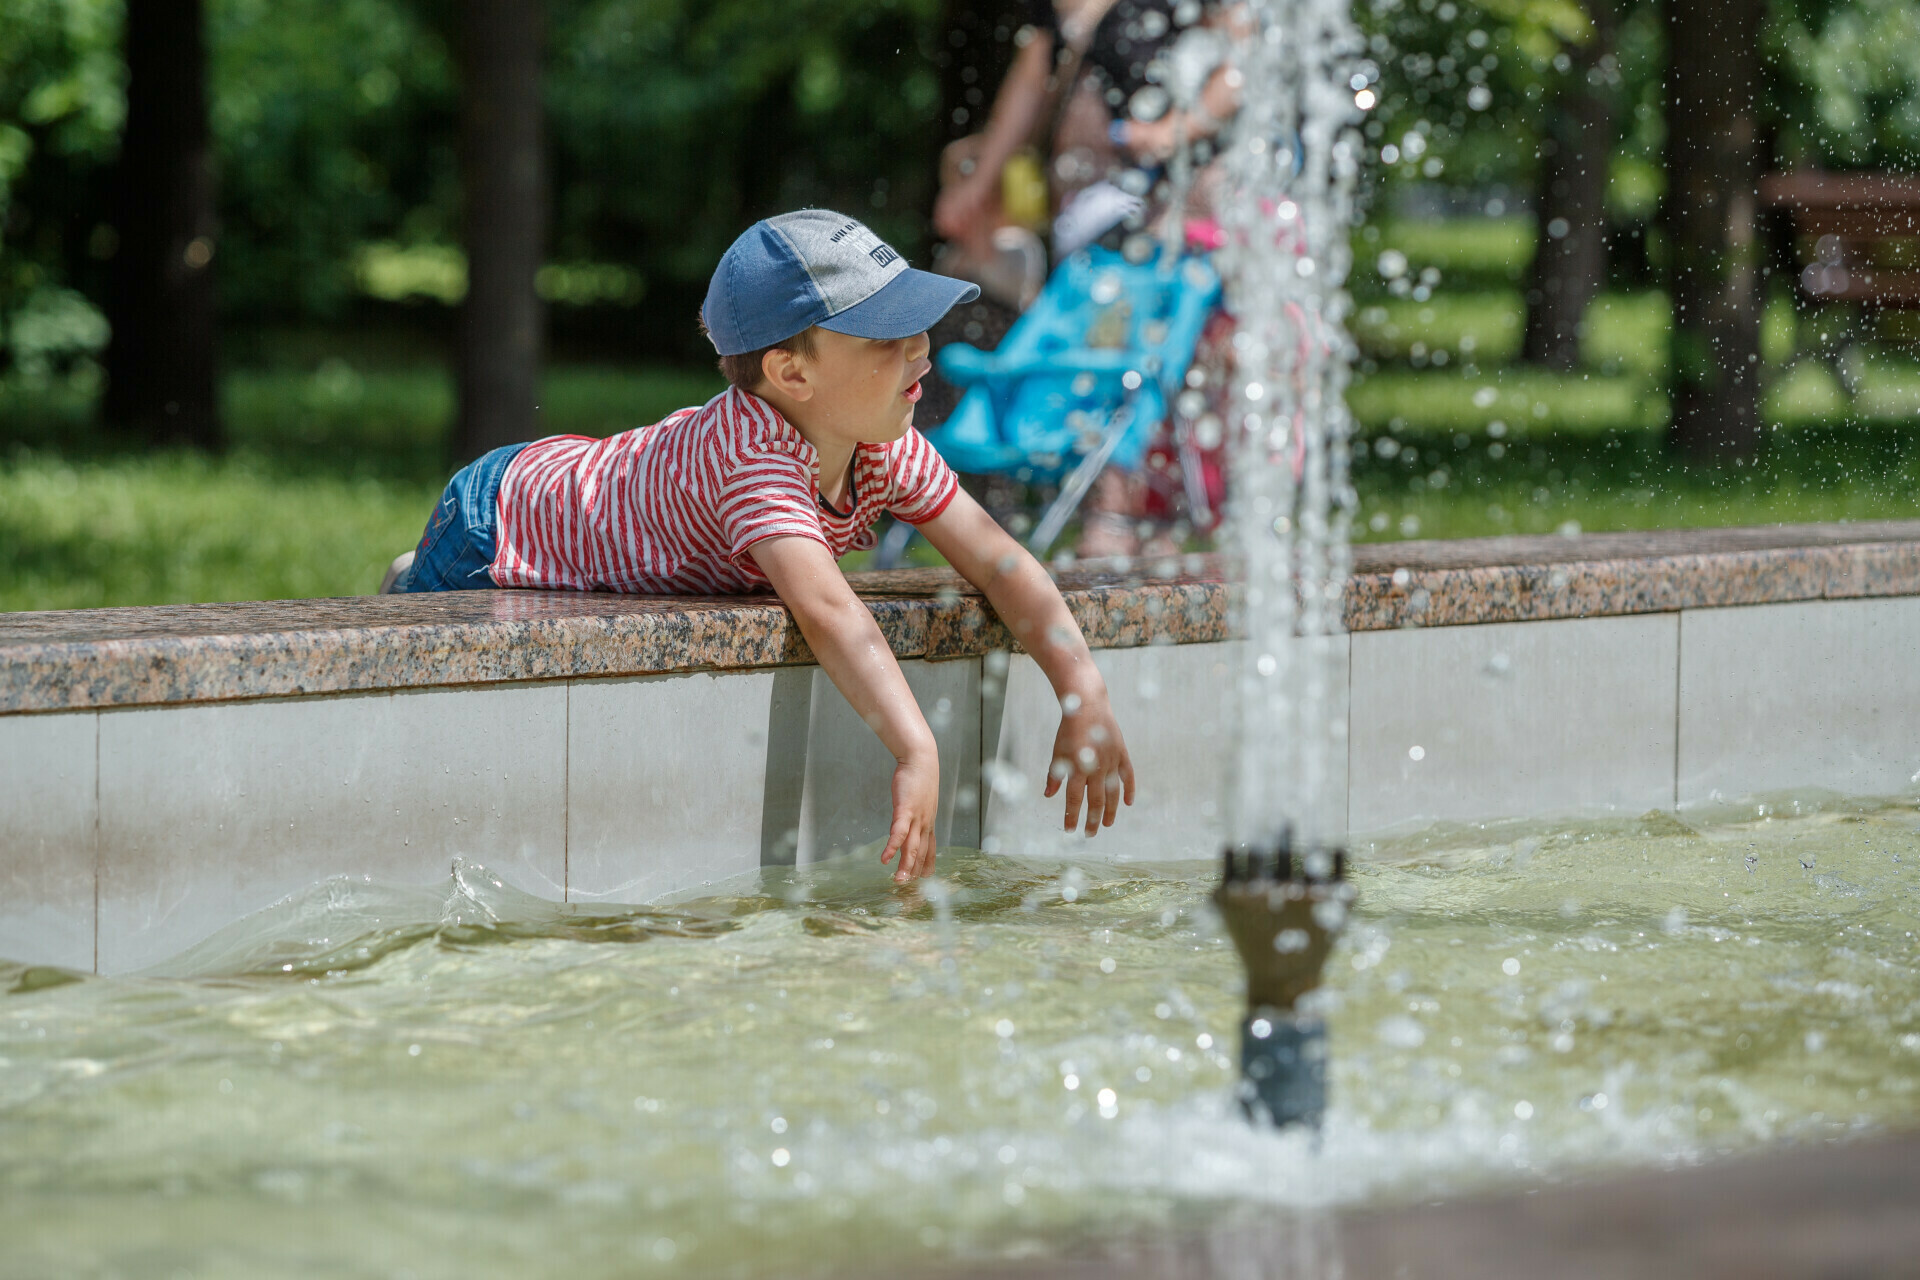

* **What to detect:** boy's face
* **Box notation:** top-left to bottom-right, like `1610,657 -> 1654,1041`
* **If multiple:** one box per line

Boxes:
786,327 -> 932,445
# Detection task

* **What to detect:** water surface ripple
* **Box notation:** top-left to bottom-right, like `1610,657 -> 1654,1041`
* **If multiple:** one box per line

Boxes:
3,801 -> 1917,1277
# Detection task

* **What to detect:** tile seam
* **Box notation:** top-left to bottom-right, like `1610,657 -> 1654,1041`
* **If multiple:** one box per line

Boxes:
92,710 -> 100,975
563,681 -> 572,904
1672,611 -> 1684,812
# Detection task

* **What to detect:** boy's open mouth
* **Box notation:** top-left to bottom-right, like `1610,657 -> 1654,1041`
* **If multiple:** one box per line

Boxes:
901,357 -> 931,404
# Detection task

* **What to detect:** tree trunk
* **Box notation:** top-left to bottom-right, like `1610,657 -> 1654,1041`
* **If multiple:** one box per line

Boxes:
1522,1 -> 1616,371
103,0 -> 219,448
454,0 -> 547,463
1662,0 -> 1765,464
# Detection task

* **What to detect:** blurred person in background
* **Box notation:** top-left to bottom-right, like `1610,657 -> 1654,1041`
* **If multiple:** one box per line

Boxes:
930,0 -> 1244,559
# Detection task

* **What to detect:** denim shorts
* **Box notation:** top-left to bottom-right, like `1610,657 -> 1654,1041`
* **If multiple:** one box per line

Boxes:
391,443 -> 528,593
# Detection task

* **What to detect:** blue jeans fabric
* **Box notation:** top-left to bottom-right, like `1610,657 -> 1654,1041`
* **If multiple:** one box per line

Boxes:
393,443 -> 528,592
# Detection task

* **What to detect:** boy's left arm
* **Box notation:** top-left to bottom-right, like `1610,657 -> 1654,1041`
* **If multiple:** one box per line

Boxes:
917,490 -> 1136,835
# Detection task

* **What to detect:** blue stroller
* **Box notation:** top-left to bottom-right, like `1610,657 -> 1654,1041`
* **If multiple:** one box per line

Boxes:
912,243 -> 1223,557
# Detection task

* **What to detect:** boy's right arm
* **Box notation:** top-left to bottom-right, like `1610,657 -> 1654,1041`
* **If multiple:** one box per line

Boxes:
749,534 -> 942,882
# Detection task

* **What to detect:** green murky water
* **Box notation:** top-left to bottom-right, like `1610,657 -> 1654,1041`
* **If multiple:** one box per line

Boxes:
3,800 -> 1918,1278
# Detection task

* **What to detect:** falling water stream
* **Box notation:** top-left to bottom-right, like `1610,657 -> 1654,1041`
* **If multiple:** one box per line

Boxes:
1218,0 -> 1362,856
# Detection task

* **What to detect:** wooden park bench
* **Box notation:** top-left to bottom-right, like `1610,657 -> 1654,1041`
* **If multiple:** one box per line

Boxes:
1761,170 -> 1920,307
1759,170 -> 1920,398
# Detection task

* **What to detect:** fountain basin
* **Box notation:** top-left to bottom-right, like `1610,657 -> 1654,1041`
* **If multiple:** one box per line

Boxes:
4,521 -> 1920,974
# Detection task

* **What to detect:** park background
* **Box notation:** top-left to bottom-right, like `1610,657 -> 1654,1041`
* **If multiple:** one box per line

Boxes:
0,0 -> 1916,612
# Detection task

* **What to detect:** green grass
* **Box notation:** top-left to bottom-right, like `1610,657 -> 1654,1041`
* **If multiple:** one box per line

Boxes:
1352,426 -> 1920,544
6,250 -> 1920,613
0,452 -> 437,612
222,362 -> 724,482
1352,291 -> 1799,376
0,361 -> 726,610
1358,217 -> 1533,281
1350,368 -> 1668,435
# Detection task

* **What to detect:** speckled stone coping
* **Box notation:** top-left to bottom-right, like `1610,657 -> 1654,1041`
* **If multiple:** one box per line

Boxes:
4,520 -> 1919,715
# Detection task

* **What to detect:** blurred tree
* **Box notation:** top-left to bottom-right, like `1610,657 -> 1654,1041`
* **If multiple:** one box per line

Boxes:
1521,0 -> 1619,370
1663,0 -> 1763,463
4,0 -> 951,370
0,0 -> 121,385
451,0 -> 547,460
103,0 -> 220,446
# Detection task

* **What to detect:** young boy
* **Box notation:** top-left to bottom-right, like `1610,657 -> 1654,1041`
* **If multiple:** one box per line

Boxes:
385,210 -> 1134,881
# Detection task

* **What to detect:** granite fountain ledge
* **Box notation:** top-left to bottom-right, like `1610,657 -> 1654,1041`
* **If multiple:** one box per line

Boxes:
3,520 -> 1919,715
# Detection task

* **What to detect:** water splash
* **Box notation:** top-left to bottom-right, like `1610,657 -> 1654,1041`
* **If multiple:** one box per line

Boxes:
1216,0 -> 1365,853
3,811 -> 1917,1275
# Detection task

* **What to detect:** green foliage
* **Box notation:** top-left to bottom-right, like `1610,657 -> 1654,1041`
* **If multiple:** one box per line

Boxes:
1354,0 -> 1662,202
1772,0 -> 1920,169
0,0 -> 120,380
211,0 -> 458,319
1,0 -> 949,358
543,0 -> 945,352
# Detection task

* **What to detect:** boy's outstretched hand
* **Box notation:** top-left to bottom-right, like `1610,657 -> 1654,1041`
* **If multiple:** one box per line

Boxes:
1044,688 -> 1135,835
882,750 -> 942,882
919,491 -> 1141,841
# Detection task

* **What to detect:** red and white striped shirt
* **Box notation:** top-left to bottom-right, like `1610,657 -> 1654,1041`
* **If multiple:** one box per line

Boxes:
490,387 -> 959,594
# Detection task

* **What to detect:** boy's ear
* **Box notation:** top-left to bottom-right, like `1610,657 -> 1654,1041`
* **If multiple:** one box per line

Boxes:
761,346 -> 814,401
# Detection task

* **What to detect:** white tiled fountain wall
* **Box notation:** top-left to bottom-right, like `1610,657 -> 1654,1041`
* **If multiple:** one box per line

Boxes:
5,596 -> 1919,974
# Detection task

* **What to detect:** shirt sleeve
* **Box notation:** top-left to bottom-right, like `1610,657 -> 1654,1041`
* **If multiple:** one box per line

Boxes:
885,428 -> 962,526
716,445 -> 831,568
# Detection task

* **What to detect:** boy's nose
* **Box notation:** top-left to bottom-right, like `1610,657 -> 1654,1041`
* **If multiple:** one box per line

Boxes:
906,331 -> 931,363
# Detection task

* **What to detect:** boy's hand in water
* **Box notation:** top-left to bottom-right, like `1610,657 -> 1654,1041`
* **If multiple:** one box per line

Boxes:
882,749 -> 942,882
749,535 -> 945,884
1046,687 -> 1135,836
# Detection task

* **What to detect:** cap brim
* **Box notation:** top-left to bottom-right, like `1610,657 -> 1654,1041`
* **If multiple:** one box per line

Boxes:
816,268 -> 980,341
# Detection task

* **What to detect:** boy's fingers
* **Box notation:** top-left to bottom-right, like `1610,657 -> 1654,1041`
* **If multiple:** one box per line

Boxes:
1062,774 -> 1085,831
882,816 -> 911,866
903,827 -> 935,881
1045,758 -> 1066,798
1121,755 -> 1137,806
1101,772 -> 1122,827
896,823 -> 930,882
1084,781 -> 1105,835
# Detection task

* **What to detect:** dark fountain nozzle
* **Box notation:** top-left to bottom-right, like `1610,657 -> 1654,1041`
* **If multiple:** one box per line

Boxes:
1213,829 -> 1352,1129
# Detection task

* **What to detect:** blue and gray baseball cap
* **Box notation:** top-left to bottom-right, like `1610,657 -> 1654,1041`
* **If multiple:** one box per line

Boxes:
702,210 -> 979,357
